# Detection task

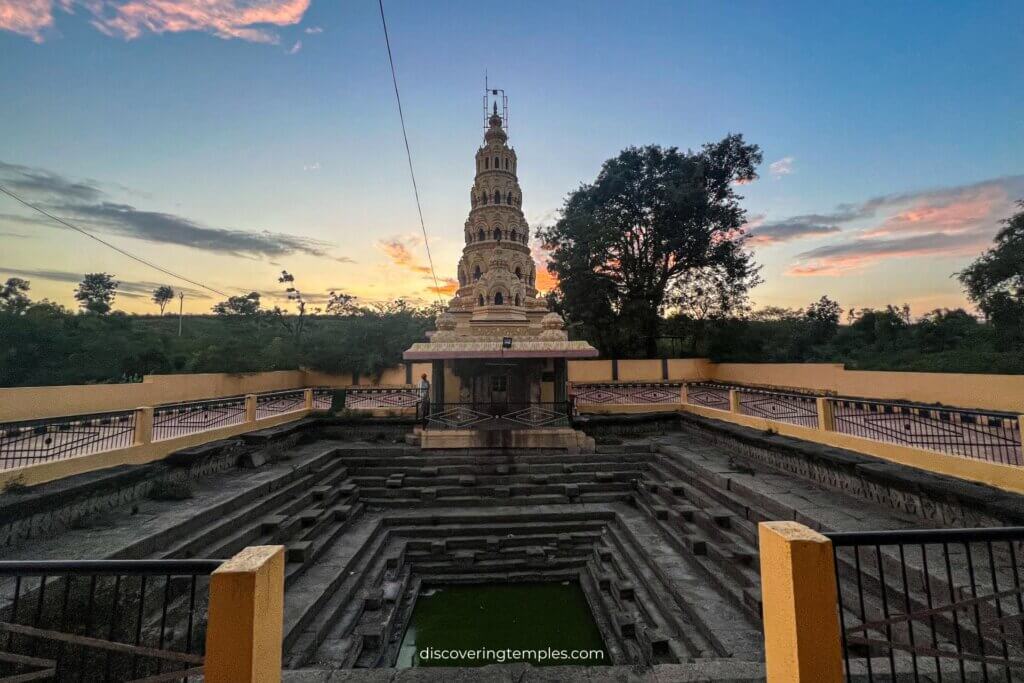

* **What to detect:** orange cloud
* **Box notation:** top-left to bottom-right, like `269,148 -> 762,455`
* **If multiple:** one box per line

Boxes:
785,175 -> 1024,277
0,0 -> 54,42
529,242 -> 559,293
1,0 -> 311,43
379,238 -> 431,275
860,186 -> 1002,238
428,278 -> 459,296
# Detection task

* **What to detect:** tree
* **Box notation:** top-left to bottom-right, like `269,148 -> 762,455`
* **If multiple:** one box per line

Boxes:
538,137 -> 762,357
212,292 -> 261,316
958,200 -> 1024,349
0,277 -> 31,314
74,273 -> 118,314
665,263 -> 763,353
803,295 -> 842,343
326,290 -> 359,316
273,270 -> 309,346
152,285 -> 175,315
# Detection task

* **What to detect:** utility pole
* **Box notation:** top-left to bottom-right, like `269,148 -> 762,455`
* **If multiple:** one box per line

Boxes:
177,291 -> 185,337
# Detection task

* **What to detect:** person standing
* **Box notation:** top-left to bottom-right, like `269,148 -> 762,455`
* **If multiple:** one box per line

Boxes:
418,373 -> 431,422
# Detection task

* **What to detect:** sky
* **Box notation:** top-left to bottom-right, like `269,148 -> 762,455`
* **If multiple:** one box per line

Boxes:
1,0 -> 1022,317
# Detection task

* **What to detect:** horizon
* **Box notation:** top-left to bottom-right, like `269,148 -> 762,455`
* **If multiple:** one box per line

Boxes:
2,1 -> 1022,318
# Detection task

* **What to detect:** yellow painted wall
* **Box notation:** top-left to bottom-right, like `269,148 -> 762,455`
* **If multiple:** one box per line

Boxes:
301,370 -> 355,388
711,363 -> 1024,413
567,360 -> 613,382
3,359 -> 1023,424
0,409 -> 312,488
0,371 -> 307,422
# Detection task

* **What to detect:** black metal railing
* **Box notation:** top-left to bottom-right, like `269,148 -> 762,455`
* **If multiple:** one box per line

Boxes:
684,382 -> 732,411
0,559 -> 221,681
254,390 -> 306,420
570,382 -> 682,406
0,412 -> 136,471
311,388 -> 333,411
827,527 -> 1024,681
423,402 -> 571,430
344,387 -> 421,410
737,386 -> 819,429
152,396 -> 247,442
833,399 -> 1022,465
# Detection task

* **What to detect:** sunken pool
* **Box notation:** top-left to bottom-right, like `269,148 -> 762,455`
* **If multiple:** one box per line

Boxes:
396,582 -> 608,667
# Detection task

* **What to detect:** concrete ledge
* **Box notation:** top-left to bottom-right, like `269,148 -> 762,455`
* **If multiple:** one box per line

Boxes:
678,410 -> 1024,526
419,428 -> 594,452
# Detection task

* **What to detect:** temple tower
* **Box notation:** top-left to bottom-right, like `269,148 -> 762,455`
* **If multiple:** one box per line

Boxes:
404,89 -> 597,439
450,98 -> 544,323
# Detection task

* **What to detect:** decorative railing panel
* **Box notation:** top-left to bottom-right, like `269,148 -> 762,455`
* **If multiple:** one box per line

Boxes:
0,412 -> 136,471
0,559 -> 220,681
827,527 -> 1024,681
255,390 -> 306,420
312,388 -> 333,411
684,383 -> 732,411
737,388 -> 819,429
833,400 -> 1022,465
344,388 -> 421,411
152,396 -> 246,442
424,402 -> 570,430
571,383 -> 681,406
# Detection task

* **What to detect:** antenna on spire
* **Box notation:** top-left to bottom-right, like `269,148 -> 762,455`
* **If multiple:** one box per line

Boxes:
483,80 -> 508,134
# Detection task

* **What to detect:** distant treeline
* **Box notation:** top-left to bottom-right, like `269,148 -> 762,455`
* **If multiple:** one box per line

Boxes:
0,300 -> 435,388
657,302 -> 1024,375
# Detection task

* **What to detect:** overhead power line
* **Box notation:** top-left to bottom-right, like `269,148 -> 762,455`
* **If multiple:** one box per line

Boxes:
0,183 -> 230,298
377,0 -> 443,305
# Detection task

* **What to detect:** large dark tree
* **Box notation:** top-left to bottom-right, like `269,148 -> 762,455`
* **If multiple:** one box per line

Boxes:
958,201 -> 1024,349
538,136 -> 762,357
74,272 -> 118,315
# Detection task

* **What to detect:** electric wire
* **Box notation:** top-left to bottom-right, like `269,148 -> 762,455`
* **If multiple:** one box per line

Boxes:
0,184 -> 230,298
377,0 -> 444,305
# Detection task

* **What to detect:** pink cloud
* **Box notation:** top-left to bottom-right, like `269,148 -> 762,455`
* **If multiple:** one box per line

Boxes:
784,175 -> 1024,277
0,0 -> 312,43
0,0 -> 55,42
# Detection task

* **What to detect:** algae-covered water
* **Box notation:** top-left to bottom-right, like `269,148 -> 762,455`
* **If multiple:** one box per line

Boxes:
396,582 -> 608,667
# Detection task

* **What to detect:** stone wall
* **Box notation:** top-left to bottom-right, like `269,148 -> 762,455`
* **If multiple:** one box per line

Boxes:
676,412 -> 1022,529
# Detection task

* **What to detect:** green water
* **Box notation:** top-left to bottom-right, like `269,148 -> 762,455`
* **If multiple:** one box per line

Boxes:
396,582 -> 609,667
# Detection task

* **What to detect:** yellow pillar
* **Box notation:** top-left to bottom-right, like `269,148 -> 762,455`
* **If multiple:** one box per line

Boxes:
303,388 -> 313,410
729,389 -> 741,413
205,545 -> 285,683
816,397 -> 835,432
758,521 -> 843,683
679,383 -> 688,405
134,406 -> 153,445
245,394 -> 257,422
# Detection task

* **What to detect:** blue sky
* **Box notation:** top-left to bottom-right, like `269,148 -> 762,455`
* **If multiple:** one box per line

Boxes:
1,0 -> 1022,315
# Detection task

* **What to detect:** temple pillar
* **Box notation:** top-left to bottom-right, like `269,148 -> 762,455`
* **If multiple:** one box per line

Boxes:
554,358 -> 568,404
431,360 -> 445,412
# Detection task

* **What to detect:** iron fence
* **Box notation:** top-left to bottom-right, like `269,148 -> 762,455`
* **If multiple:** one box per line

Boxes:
684,383 -> 732,411
423,402 -> 571,430
312,388 -> 333,411
832,399 -> 1022,465
344,388 -> 421,410
0,558 -> 221,682
827,527 -> 1024,682
0,412 -> 136,471
152,396 -> 247,442
736,387 -> 819,429
254,390 -> 306,420
570,382 -> 682,406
